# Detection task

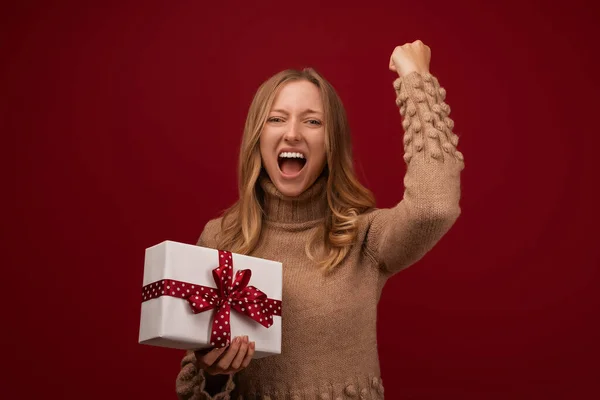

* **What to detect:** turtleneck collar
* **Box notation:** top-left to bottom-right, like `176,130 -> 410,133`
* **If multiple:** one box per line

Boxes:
259,174 -> 328,224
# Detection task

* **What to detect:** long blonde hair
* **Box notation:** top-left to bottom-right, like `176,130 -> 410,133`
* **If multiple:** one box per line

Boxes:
217,68 -> 375,273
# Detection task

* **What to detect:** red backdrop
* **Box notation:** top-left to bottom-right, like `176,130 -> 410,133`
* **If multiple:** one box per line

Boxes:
3,0 -> 599,399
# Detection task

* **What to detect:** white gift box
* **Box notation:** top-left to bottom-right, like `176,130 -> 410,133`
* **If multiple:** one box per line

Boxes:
138,240 -> 282,359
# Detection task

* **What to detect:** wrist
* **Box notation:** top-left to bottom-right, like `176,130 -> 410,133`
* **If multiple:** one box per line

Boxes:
399,68 -> 429,78
204,373 -> 230,395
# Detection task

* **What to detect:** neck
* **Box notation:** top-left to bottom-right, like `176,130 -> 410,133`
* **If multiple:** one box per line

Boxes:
259,174 -> 328,224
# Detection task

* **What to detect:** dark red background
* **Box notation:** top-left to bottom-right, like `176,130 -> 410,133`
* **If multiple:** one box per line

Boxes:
3,0 -> 599,398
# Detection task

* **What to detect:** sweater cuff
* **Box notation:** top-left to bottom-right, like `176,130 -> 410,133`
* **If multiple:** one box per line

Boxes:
199,370 -> 235,399
175,351 -> 236,400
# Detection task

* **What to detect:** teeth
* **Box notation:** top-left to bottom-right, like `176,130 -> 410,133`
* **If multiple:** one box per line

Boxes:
278,152 -> 305,159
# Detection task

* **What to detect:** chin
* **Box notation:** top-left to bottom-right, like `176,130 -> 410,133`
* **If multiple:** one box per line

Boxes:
273,179 -> 308,198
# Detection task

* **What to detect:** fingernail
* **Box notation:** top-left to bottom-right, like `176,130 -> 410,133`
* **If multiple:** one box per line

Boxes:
234,336 -> 240,343
250,341 -> 255,349
244,335 -> 249,343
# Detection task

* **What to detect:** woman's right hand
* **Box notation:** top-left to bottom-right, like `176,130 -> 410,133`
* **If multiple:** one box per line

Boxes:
195,335 -> 255,375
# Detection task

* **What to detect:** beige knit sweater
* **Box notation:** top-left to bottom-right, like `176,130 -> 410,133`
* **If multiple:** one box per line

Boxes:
175,72 -> 464,400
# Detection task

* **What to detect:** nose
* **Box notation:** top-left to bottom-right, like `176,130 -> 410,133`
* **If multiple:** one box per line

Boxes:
283,121 -> 302,142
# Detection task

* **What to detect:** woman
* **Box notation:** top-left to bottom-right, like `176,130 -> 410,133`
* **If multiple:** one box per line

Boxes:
176,40 -> 464,399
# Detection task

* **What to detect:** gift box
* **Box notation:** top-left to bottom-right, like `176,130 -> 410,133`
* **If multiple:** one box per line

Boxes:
138,240 -> 283,359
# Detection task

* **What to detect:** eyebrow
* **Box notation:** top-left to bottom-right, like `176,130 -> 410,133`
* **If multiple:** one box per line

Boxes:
271,108 -> 323,116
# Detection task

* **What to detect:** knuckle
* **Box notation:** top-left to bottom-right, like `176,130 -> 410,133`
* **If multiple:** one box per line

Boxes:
225,355 -> 235,365
216,361 -> 228,370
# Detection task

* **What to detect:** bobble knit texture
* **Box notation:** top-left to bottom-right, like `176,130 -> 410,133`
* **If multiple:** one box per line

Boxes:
175,72 -> 464,399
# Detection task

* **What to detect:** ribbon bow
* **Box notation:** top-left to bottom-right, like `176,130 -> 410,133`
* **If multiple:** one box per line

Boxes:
141,250 -> 282,348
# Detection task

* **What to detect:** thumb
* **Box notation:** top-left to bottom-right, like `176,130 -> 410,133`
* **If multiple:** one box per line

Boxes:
389,55 -> 397,72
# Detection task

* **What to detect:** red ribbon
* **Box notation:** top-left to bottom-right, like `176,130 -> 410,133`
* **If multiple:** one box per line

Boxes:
141,250 -> 282,348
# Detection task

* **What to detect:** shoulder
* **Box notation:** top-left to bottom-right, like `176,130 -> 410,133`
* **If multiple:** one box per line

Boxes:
353,207 -> 383,241
196,217 -> 224,248
357,207 -> 381,228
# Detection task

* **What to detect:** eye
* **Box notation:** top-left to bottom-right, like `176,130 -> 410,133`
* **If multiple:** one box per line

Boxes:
307,119 -> 322,126
267,117 -> 284,123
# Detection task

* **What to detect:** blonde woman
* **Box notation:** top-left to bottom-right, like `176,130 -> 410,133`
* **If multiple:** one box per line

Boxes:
176,40 -> 464,399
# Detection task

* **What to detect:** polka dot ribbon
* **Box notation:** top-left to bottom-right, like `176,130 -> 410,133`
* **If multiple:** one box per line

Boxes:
141,250 -> 282,348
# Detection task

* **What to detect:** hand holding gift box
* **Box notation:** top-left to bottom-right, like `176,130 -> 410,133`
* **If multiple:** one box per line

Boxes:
138,241 -> 282,359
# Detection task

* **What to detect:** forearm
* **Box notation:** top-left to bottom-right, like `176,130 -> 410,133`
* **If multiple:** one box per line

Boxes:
365,71 -> 464,274
394,71 -> 464,217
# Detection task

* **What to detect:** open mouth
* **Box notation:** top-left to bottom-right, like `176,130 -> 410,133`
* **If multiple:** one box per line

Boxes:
277,151 -> 307,176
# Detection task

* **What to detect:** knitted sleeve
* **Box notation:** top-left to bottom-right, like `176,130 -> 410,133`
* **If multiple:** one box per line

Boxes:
175,219 -> 235,399
175,350 -> 235,400
363,71 -> 465,275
